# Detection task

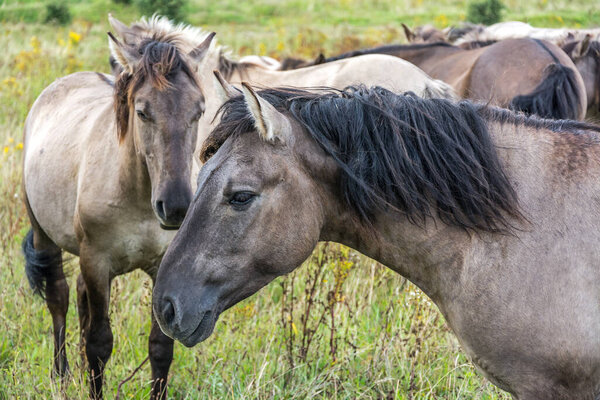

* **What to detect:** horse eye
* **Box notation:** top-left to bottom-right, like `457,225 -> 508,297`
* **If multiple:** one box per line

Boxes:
229,192 -> 256,207
192,110 -> 204,122
136,110 -> 150,122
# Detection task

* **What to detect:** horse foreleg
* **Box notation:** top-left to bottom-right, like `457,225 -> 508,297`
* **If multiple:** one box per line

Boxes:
149,310 -> 174,400
80,254 -> 113,400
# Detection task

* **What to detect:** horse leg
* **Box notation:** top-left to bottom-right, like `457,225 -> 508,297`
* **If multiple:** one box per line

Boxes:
149,308 -> 174,400
46,258 -> 70,380
80,252 -> 113,400
76,273 -> 90,365
148,273 -> 174,400
23,197 -> 70,380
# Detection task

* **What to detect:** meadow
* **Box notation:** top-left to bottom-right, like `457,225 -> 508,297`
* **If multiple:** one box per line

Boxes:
0,0 -> 598,398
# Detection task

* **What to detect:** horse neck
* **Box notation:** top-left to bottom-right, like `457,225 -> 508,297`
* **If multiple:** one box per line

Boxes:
318,119 -> 544,300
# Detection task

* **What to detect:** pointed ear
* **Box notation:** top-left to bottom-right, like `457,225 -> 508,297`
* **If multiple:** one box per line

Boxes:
241,82 -> 291,143
108,14 -> 139,45
188,32 -> 216,62
314,53 -> 326,65
107,31 -> 140,74
402,23 -> 415,42
213,70 -> 240,103
573,35 -> 592,58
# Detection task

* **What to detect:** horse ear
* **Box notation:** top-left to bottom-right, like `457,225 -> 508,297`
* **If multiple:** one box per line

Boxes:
241,82 -> 291,143
402,23 -> 415,42
213,70 -> 240,103
188,32 -> 216,62
314,53 -> 326,65
108,14 -> 139,45
107,31 -> 140,74
573,35 -> 592,58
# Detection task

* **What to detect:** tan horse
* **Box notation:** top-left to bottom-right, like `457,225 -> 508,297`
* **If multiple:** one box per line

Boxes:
154,83 -> 600,400
312,39 -> 588,120
22,24 -> 214,398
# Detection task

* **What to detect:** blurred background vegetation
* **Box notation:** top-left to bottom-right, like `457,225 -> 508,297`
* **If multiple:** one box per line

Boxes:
0,0 -> 598,398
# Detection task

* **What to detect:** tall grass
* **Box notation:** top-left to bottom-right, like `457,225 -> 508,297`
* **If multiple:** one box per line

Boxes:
0,1 -> 597,398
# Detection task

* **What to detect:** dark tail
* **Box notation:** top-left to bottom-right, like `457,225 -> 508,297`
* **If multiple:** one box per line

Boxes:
22,229 -> 62,297
509,63 -> 582,120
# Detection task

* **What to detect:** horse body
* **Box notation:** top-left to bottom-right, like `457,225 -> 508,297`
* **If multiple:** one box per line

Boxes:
320,39 -> 587,119
153,85 -> 600,399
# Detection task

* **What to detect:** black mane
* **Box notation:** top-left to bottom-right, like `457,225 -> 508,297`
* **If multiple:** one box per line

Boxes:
205,86 -> 599,232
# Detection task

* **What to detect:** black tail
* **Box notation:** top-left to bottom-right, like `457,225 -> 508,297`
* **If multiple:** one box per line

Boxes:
22,229 -> 61,297
509,63 -> 582,120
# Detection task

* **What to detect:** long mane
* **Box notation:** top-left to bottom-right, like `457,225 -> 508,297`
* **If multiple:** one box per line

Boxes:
202,86 -> 600,232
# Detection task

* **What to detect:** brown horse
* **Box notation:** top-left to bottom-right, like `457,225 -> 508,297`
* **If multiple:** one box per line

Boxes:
562,37 -> 600,120
303,39 -> 588,120
153,83 -> 600,399
22,23 -> 213,399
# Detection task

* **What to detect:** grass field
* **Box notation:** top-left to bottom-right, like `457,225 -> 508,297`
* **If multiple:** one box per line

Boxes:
0,0 -> 598,398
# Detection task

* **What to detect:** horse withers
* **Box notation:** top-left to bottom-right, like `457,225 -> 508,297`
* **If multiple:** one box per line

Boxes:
154,81 -> 600,399
22,22 -> 214,399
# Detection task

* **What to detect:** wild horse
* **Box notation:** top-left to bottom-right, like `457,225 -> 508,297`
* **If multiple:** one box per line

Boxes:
154,82 -> 600,399
22,23 -> 213,399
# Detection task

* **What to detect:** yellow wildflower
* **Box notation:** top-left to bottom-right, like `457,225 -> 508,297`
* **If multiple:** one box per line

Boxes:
3,146 -> 9,154
291,322 -> 298,335
258,42 -> 267,56
16,142 -> 23,150
8,137 -> 14,143
30,36 -> 41,54
69,31 -> 81,44
434,14 -> 449,27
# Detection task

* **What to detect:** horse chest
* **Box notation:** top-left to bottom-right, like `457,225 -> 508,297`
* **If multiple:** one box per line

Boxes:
110,227 -> 173,277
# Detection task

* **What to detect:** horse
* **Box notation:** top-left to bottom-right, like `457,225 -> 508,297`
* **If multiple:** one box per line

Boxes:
402,22 -> 600,48
306,38 -> 588,120
561,37 -> 600,120
402,26 -> 600,121
108,15 -> 457,161
152,81 -> 600,399
21,22 -> 214,399
452,21 -> 600,47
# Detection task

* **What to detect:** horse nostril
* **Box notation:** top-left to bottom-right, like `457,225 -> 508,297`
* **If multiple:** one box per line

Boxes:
155,200 -> 166,221
162,297 -> 176,327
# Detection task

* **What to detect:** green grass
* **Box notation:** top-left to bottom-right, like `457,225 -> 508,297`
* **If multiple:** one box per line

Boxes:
0,0 -> 598,398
